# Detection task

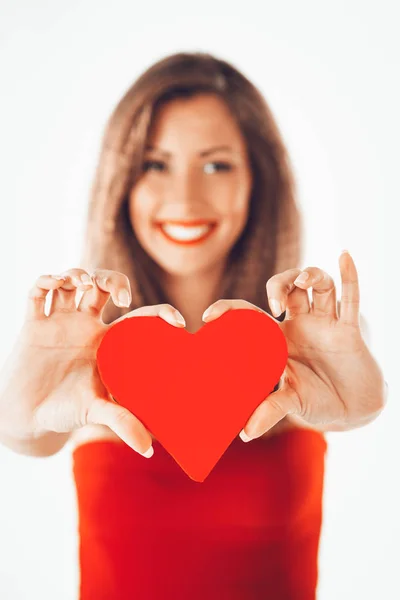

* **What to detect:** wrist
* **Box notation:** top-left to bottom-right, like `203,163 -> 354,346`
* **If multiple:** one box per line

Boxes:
0,429 -> 71,457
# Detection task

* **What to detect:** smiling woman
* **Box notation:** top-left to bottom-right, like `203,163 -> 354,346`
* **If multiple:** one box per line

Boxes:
0,50 -> 330,600
69,51 -> 327,600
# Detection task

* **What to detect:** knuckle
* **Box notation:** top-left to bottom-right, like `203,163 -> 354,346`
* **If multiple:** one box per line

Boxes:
35,274 -> 49,283
33,275 -> 55,291
91,268 -> 109,282
76,269 -> 91,279
212,299 -> 225,308
59,268 -> 77,278
68,268 -> 87,276
164,303 -> 177,312
244,300 -> 260,311
127,306 -> 145,316
115,270 -> 129,281
28,288 -> 45,300
31,279 -> 46,292
57,269 -> 83,287
122,274 -> 131,290
284,281 -> 294,294
267,396 -> 286,416
266,278 -> 279,294
112,406 -> 130,424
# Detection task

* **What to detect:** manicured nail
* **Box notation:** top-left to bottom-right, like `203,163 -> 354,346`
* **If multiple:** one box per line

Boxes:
80,274 -> 93,286
81,275 -> 93,286
270,299 -> 282,317
174,311 -> 186,326
118,289 -> 131,307
239,429 -> 252,442
202,307 -> 213,321
142,446 -> 154,458
294,272 -> 309,285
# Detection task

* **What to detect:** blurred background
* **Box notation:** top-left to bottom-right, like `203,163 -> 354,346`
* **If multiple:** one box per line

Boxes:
0,0 -> 398,598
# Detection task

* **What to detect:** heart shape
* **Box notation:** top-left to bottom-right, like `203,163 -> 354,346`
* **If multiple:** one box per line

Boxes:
96,308 -> 288,482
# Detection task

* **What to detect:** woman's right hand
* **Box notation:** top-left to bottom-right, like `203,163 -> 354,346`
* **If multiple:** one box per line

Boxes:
0,268 -> 186,458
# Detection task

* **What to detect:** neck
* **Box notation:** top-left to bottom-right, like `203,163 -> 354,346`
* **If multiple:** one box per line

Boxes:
160,260 -> 227,334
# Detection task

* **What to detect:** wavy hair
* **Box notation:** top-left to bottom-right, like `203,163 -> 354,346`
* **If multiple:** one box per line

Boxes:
81,51 -> 303,324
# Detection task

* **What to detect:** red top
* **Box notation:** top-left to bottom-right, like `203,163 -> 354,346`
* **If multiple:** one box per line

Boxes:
72,428 -> 327,600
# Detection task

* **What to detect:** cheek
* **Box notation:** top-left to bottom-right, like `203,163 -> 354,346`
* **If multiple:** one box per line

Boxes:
128,186 -> 156,233
220,178 -> 251,223
211,169 -> 251,210
224,176 -> 252,239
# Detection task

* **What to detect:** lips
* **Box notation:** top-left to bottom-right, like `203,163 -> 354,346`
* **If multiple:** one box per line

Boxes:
154,219 -> 218,226
154,220 -> 218,246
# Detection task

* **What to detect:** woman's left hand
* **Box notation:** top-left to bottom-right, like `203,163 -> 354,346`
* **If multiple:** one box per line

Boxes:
201,251 -> 387,441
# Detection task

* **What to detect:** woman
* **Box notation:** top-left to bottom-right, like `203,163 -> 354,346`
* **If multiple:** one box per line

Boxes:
0,52 -> 386,599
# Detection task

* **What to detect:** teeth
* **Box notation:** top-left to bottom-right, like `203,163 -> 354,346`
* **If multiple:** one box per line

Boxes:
159,223 -> 213,241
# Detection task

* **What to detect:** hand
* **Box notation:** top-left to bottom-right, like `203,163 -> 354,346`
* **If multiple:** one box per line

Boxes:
201,251 -> 387,441
0,268 -> 186,457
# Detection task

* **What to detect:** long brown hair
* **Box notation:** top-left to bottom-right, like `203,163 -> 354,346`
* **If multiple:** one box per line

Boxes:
81,51 -> 303,324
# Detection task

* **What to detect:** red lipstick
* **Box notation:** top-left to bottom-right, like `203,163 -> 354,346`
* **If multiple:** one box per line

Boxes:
154,221 -> 218,246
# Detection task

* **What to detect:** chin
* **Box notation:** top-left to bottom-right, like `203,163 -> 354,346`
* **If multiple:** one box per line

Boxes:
157,260 -> 211,277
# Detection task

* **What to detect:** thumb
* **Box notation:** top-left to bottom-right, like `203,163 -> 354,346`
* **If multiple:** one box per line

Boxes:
86,397 -> 154,458
239,386 -> 300,442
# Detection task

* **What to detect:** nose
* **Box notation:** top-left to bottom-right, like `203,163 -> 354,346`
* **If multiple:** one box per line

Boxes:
168,168 -> 200,210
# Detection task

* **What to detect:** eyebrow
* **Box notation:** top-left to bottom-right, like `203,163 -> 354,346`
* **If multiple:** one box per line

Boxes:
145,144 -> 239,158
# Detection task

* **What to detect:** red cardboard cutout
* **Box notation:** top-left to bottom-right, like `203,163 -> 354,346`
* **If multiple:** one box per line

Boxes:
96,308 -> 288,482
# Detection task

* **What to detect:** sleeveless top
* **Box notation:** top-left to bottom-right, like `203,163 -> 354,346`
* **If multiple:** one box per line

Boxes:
72,428 -> 327,600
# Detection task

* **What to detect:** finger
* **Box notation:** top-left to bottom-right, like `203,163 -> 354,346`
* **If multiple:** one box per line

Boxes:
78,269 -> 131,316
113,303 -> 186,328
50,269 -> 94,314
239,387 -> 301,441
86,397 -> 154,458
202,299 -> 266,323
26,274 -> 67,321
293,266 -> 337,319
266,268 -> 309,318
338,250 -> 360,326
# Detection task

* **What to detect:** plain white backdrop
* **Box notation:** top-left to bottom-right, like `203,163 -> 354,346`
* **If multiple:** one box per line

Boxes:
0,1 -> 398,598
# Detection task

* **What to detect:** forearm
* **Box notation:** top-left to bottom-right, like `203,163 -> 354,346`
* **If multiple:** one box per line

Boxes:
0,430 -> 71,457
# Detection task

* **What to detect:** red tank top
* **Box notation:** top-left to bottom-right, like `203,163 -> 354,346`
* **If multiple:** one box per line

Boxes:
72,428 -> 327,600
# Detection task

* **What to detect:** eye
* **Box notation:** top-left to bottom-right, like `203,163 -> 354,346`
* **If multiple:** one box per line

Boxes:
142,160 -> 167,173
203,162 -> 233,174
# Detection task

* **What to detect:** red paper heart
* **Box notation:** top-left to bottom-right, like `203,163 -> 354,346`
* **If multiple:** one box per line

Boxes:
96,308 -> 288,482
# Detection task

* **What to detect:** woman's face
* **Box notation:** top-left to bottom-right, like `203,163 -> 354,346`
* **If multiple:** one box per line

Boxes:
128,93 -> 253,277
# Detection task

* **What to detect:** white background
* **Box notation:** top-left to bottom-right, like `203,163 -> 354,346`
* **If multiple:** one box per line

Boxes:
0,1 -> 398,598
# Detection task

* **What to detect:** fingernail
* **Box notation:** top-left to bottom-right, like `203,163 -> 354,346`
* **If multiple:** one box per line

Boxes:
142,446 -> 154,458
239,429 -> 252,442
270,299 -> 282,317
174,311 -> 186,326
80,274 -> 93,285
118,289 -> 131,307
202,307 -> 213,321
51,275 -> 65,281
294,272 -> 309,285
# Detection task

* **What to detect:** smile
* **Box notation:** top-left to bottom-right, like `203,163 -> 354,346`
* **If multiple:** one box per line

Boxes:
154,221 -> 218,245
